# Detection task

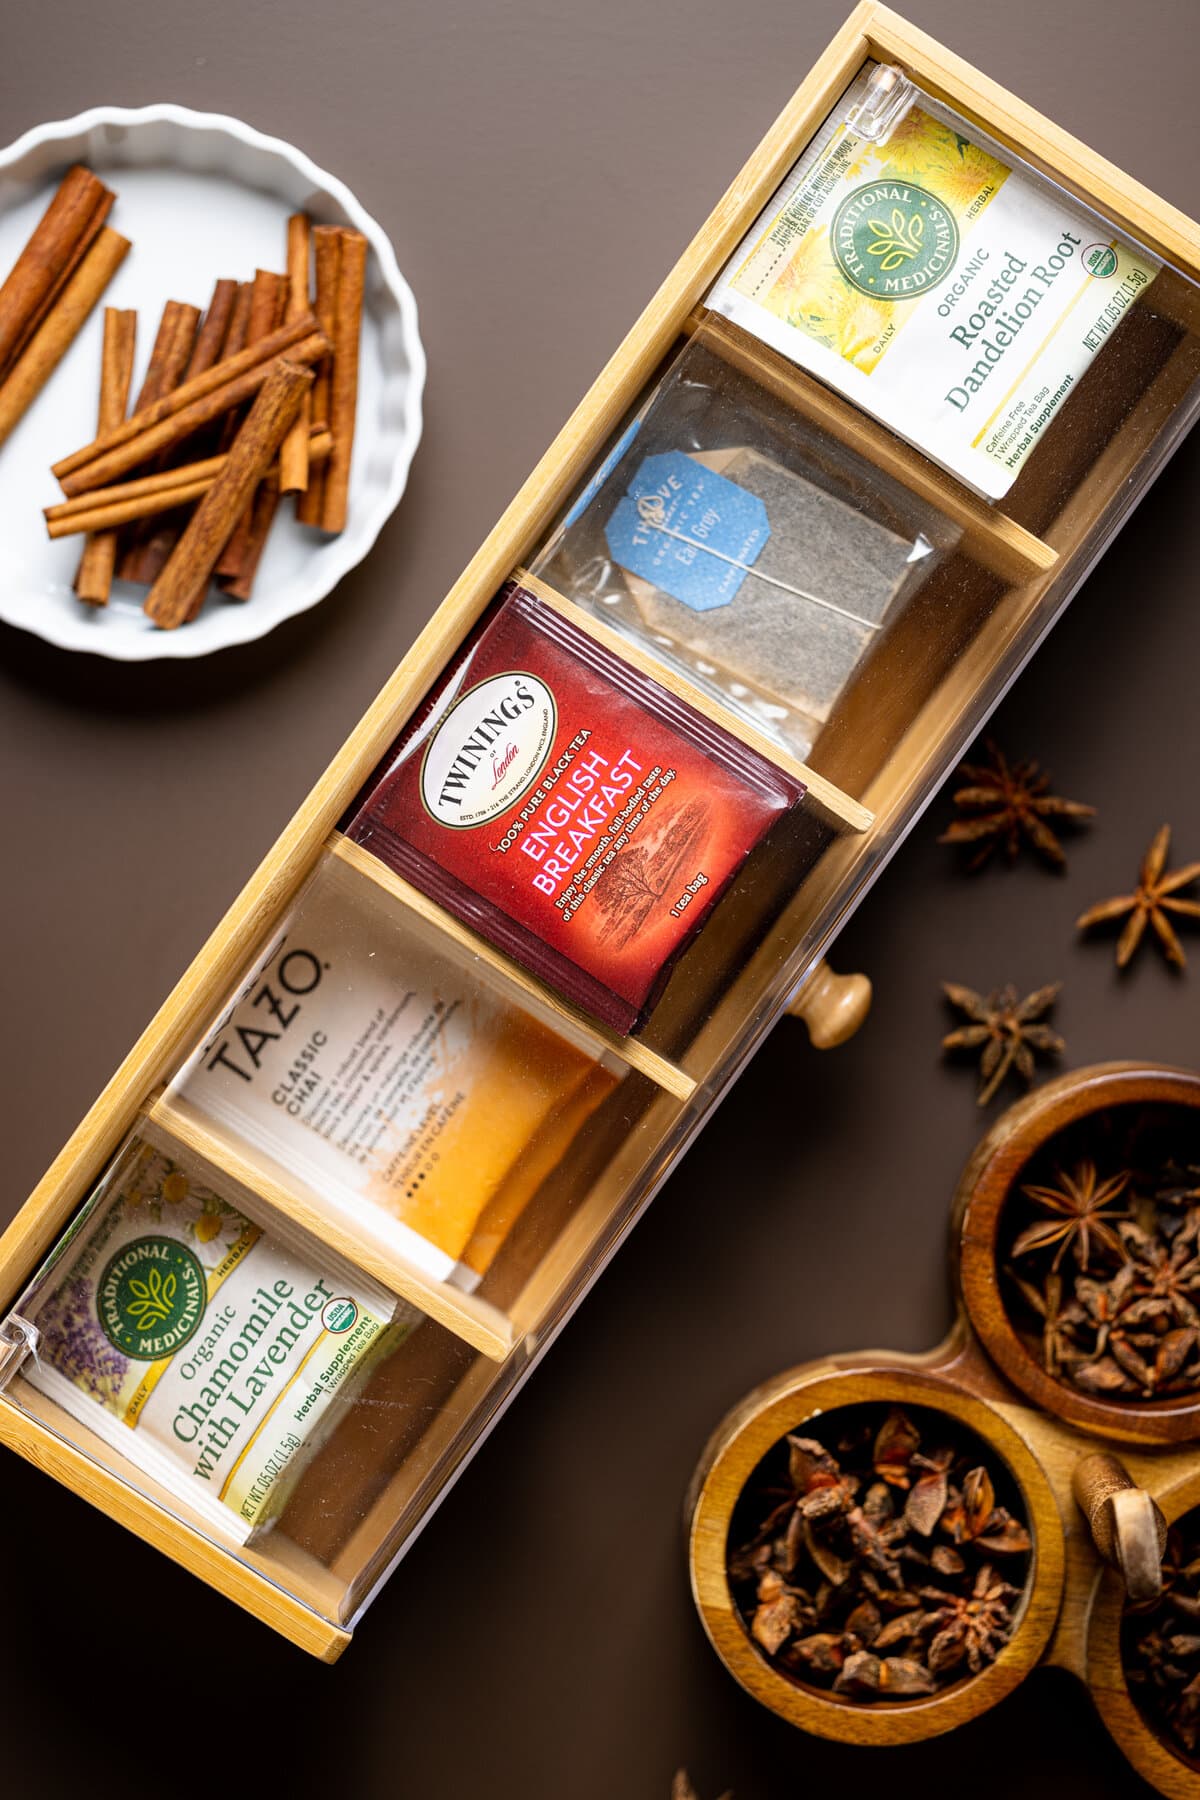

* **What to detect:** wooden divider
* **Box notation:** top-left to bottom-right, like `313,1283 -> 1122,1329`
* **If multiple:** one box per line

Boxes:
329,834 -> 696,1101
687,313 -> 1058,587
515,569 -> 873,833
149,1091 -> 517,1361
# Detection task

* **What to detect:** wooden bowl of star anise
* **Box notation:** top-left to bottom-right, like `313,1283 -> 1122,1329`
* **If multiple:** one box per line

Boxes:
1085,1463 -> 1200,1800
687,1366 -> 1065,1745
954,1062 -> 1200,1447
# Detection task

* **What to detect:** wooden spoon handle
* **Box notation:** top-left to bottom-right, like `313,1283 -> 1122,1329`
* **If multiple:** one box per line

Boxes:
787,960 -> 872,1048
1073,1451 -> 1168,1602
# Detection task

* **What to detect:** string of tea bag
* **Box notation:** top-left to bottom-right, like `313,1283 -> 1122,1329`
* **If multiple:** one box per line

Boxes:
634,492 -> 885,633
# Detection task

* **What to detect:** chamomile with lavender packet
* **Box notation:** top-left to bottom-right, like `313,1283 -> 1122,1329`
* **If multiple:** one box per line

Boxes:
3,1129 -> 416,1544
529,325 -> 959,763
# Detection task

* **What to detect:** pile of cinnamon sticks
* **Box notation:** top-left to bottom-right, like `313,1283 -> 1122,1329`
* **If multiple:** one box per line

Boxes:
18,184 -> 366,628
0,166 -> 130,452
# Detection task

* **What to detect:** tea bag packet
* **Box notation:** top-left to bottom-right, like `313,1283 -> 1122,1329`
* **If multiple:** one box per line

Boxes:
708,63 -> 1161,498
345,582 -> 805,1034
531,329 -> 951,761
611,445 -> 917,732
7,1136 -> 411,1544
172,854 -> 620,1291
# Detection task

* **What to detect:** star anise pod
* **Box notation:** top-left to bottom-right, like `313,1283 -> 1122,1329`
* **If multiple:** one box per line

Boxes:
672,1773 -> 732,1800
940,1466 -> 1032,1556
1007,1269 -> 1076,1378
938,742 -> 1095,871
1011,1160 -> 1131,1270
833,1649 -> 937,1697
1076,824 -> 1200,969
1121,1217 -> 1200,1328
920,1563 -> 1021,1675
941,981 -> 1064,1105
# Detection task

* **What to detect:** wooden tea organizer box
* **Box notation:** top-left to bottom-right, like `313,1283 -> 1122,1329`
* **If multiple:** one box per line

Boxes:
2,7 -> 1200,1661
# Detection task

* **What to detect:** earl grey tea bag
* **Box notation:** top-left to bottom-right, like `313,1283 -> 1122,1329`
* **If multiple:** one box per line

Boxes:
530,327 -> 958,760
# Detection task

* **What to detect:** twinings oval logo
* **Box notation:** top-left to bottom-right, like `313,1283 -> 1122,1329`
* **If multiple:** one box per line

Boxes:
420,671 -> 557,829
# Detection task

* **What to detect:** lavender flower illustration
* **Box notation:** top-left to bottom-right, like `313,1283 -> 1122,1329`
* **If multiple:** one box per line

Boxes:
37,1275 -> 127,1409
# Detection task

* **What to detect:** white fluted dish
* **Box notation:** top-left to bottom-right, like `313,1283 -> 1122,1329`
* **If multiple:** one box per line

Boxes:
0,105 -> 425,660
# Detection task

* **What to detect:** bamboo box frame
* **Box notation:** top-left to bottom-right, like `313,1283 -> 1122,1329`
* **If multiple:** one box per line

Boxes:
3,5 -> 1200,1662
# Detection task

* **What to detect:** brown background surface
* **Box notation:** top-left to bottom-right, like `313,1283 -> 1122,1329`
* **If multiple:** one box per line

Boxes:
0,1 -> 1197,1794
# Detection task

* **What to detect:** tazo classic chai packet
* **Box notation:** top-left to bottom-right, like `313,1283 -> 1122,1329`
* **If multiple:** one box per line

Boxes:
173,853 -> 619,1290
344,581 -> 805,1034
11,1136 -> 411,1543
708,65 -> 1160,498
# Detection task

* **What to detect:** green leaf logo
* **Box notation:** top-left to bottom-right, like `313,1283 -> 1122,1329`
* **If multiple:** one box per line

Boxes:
864,207 -> 925,270
98,1237 -> 206,1360
831,182 -> 959,297
124,1267 -> 178,1328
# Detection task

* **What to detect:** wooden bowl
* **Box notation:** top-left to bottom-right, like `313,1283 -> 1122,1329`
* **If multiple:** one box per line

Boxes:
1086,1462 -> 1200,1799
687,1360 -> 1065,1745
953,1062 -> 1200,1447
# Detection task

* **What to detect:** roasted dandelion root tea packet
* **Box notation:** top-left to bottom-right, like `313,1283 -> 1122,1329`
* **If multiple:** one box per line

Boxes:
8,1137 -> 410,1544
708,63 -> 1160,498
173,854 -> 619,1290
344,582 -> 805,1034
531,328 -> 953,761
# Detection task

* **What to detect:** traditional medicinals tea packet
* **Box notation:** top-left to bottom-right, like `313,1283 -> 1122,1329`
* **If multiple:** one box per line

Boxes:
708,64 -> 1160,497
532,329 -> 953,760
345,582 -> 805,1033
8,1136 -> 411,1544
173,853 -> 619,1290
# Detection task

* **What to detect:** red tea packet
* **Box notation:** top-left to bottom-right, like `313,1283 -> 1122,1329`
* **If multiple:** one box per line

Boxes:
344,582 -> 805,1033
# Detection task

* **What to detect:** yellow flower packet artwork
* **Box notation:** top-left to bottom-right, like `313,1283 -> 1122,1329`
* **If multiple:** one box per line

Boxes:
709,66 -> 1159,498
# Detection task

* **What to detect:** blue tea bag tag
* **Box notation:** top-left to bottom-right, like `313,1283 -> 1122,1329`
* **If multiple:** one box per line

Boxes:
604,451 -> 770,612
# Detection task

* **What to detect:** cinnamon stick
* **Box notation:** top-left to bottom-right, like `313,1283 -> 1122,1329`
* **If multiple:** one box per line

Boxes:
45,428 -> 332,536
115,300 -> 201,580
73,307 -> 136,605
219,282 -> 254,364
0,166 -> 113,380
322,227 -> 367,535
0,227 -> 130,451
279,214 -> 312,494
53,310 -> 322,489
125,278 -> 240,584
144,359 -> 313,629
296,225 -> 341,526
214,271 -> 289,583
184,279 -> 240,383
220,470 -> 280,601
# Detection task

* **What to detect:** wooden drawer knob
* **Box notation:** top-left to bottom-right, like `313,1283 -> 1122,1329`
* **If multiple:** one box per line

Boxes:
787,959 -> 872,1048
1073,1451 -> 1168,1602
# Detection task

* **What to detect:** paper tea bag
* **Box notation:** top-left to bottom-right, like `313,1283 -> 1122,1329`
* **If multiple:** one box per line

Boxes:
608,446 -> 916,725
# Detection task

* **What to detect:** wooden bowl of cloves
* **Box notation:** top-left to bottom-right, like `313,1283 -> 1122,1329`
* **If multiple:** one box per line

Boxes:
686,1365 -> 1065,1745
953,1062 -> 1200,1447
